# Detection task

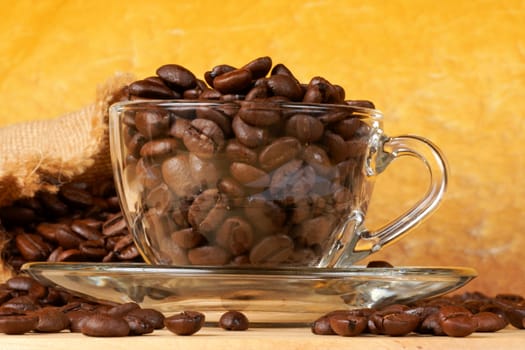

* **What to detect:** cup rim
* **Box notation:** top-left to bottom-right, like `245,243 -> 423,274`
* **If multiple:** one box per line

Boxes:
109,99 -> 384,121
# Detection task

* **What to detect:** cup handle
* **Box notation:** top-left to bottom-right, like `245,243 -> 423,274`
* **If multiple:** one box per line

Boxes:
332,134 -> 449,267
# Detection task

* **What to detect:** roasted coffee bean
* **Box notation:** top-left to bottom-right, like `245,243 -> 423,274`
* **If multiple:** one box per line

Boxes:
187,189 -> 228,234
164,311 -> 205,336
15,233 -> 53,261
140,138 -> 179,158
217,177 -> 245,204
311,315 -> 337,335
266,74 -> 303,101
156,64 -> 197,91
243,56 -> 272,80
33,307 -> 70,332
505,305 -> 525,329
196,106 -> 234,137
215,217 -> 254,256
171,228 -> 206,249
243,194 -> 286,236
0,313 -> 38,334
183,118 -> 225,159
66,310 -> 95,333
81,313 -> 130,337
346,99 -> 375,109
204,64 -> 236,87
59,183 -> 94,208
249,234 -> 294,264
219,311 -> 249,331
213,68 -> 252,94
5,276 -> 46,299
438,305 -> 477,337
230,162 -> 270,189
294,214 -> 337,247
366,260 -> 394,268
124,313 -> 154,335
225,139 -> 258,165
232,115 -> 270,148
473,311 -> 507,332
258,137 -> 302,171
285,114 -> 324,143
127,308 -> 165,330
134,110 -> 171,139
2,295 -> 38,312
128,79 -> 178,99
188,245 -> 231,266
188,153 -> 221,189
237,100 -> 282,127
161,154 -> 196,198
328,313 -> 368,337
105,302 -> 141,318
380,312 -> 420,336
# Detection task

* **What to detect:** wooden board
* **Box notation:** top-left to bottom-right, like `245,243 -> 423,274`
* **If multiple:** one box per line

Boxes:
1,327 -> 524,350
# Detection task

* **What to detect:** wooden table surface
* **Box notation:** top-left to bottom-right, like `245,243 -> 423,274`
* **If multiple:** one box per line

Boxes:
1,327 -> 524,350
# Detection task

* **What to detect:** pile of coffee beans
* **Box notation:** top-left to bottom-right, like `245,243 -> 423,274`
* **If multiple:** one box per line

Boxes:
312,292 -> 525,337
0,275 -> 252,336
0,180 -> 143,271
118,56 -> 377,266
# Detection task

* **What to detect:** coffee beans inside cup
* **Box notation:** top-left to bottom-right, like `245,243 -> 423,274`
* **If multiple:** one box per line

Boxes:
112,56 -> 378,267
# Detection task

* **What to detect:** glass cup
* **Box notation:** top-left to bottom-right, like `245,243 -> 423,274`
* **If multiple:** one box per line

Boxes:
109,100 -> 448,268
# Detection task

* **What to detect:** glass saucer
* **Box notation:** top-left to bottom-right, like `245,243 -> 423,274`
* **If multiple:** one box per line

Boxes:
22,262 -> 476,325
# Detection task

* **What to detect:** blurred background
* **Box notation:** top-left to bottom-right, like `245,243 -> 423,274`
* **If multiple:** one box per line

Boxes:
1,0 -> 524,294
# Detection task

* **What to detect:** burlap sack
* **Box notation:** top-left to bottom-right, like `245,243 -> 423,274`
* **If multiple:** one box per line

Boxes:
0,72 -> 135,281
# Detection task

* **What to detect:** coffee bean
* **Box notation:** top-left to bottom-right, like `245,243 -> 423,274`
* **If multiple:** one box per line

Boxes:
242,56 -> 272,80
140,138 -> 179,158
215,217 -> 254,255
187,189 -> 228,235
164,311 -> 205,336
243,194 -> 286,236
15,233 -> 53,261
225,140 -> 258,165
473,311 -> 507,332
183,118 -> 225,159
204,64 -> 236,87
438,305 -> 477,337
366,260 -> 394,268
249,234 -> 294,264
285,114 -> 324,143
161,154 -> 196,198
258,137 -> 302,171
134,110 -> 171,139
81,313 -> 130,337
230,162 -> 270,190
156,64 -> 197,91
213,68 -> 252,94
232,115 -> 270,148
328,313 -> 368,336
311,315 -> 337,335
129,79 -> 178,99
0,313 -> 38,334
188,245 -> 231,266
171,228 -> 206,249
127,308 -> 165,330
33,307 -> 70,332
219,311 -> 249,331
105,302 -> 141,318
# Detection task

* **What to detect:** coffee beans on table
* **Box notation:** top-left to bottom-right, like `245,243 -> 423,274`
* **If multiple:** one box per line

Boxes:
164,311 -> 205,335
312,291 -> 525,337
219,310 -> 249,331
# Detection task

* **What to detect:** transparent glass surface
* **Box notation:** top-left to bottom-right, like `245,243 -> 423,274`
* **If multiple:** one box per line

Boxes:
109,100 -> 448,268
22,262 -> 476,325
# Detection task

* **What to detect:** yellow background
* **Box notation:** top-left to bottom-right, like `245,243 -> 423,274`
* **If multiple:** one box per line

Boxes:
1,0 -> 524,294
